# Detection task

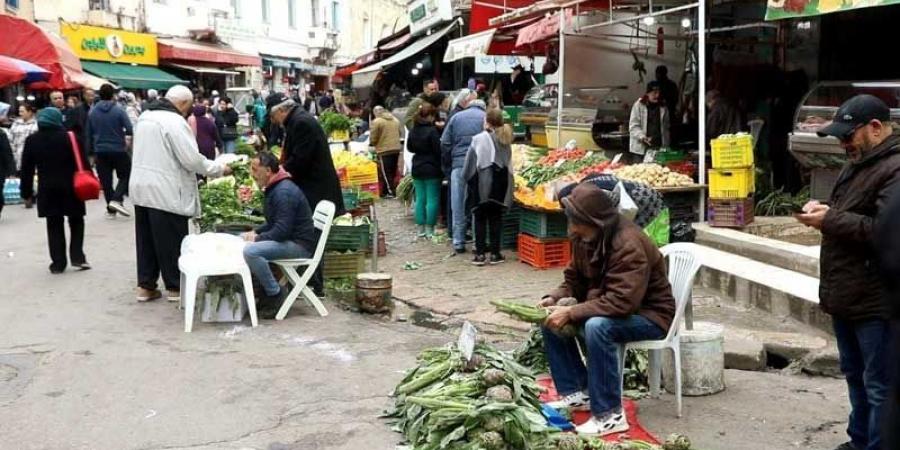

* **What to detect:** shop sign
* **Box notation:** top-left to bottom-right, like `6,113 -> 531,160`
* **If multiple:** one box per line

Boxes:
60,23 -> 158,65
766,0 -> 900,20
408,0 -> 453,36
443,29 -> 495,63
475,55 -> 546,74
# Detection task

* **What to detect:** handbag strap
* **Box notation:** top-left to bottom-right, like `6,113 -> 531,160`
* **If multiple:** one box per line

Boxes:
67,131 -> 85,172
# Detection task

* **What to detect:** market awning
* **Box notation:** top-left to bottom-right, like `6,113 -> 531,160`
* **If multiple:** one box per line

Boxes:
352,20 -> 460,89
766,0 -> 899,20
516,9 -> 573,47
355,51 -> 377,67
261,56 -> 295,69
443,29 -> 496,63
81,61 -> 187,90
158,38 -> 261,67
163,63 -> 240,76
470,0 -> 537,54
0,14 -> 86,90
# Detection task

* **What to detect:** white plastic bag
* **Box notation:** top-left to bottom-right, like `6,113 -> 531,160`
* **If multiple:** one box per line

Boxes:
614,181 -> 638,221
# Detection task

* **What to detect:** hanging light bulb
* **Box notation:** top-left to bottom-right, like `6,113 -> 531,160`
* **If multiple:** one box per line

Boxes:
681,18 -> 691,28
411,68 -> 420,75
642,16 -> 656,26
416,62 -> 424,69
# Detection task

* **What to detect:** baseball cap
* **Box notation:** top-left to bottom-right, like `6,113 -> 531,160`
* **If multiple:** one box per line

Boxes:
646,81 -> 661,93
817,94 -> 891,139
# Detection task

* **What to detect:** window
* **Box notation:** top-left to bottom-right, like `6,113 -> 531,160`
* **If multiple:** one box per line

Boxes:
311,0 -> 320,27
363,18 -> 372,48
288,0 -> 296,28
331,1 -> 339,30
261,0 -> 270,23
89,0 -> 110,11
5,0 -> 18,9
230,0 -> 240,18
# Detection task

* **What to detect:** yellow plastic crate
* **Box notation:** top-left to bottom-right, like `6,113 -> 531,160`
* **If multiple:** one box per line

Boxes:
339,161 -> 378,188
330,129 -> 350,142
711,134 -> 754,168
531,132 -> 548,147
708,167 -> 755,199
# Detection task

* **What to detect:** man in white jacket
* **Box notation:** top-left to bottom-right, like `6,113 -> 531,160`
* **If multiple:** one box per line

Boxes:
129,85 -> 231,302
628,81 -> 670,162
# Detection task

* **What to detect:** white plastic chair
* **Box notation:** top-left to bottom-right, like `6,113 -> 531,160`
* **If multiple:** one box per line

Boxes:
271,200 -> 336,320
179,233 -> 259,333
619,242 -> 703,418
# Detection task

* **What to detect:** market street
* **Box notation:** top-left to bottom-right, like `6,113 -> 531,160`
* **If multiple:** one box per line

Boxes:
0,199 -> 850,450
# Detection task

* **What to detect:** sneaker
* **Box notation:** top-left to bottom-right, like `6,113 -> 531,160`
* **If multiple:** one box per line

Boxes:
166,290 -> 180,302
109,201 -> 131,217
49,265 -> 65,274
489,253 -> 506,265
576,409 -> 629,436
471,254 -> 486,266
834,442 -> 861,450
417,225 -> 427,238
136,288 -> 162,302
454,247 -> 466,255
73,261 -> 92,271
545,391 -> 590,412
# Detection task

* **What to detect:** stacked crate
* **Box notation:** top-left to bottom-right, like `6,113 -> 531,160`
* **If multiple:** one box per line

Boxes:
337,161 -> 379,197
324,222 -> 371,279
517,209 -> 571,269
708,134 -> 755,228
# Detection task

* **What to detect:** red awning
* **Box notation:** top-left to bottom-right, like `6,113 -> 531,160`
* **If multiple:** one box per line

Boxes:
0,15 -> 86,90
355,51 -> 377,67
333,63 -> 360,78
157,38 -> 261,67
470,0 -> 537,54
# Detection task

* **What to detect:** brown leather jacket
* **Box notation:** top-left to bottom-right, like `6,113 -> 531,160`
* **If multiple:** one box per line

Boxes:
547,183 -> 675,332
819,133 -> 900,321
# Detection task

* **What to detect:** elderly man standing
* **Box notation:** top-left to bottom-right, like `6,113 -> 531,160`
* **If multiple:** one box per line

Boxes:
130,85 -> 231,302
269,97 -> 344,295
370,105 -> 403,198
441,98 -> 486,253
797,94 -> 900,450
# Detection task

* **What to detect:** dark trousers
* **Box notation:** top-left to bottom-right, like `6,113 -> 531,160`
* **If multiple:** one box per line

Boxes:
377,153 -> 399,197
833,317 -> 892,450
886,320 -> 900,450
135,205 -> 188,292
46,215 -> 85,271
96,152 -> 131,206
473,203 -> 503,255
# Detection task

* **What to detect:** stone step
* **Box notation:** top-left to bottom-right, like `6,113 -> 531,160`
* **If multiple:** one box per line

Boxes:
691,245 -> 832,334
694,223 -> 820,278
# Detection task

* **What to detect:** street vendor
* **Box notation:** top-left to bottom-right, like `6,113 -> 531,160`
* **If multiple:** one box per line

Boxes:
540,182 -> 675,437
628,82 -> 670,162
242,152 -> 317,319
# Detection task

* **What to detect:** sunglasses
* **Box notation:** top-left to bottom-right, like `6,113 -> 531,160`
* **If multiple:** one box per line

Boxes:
839,123 -> 866,143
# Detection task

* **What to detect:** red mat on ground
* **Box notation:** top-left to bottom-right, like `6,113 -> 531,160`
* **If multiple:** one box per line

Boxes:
537,376 -> 660,445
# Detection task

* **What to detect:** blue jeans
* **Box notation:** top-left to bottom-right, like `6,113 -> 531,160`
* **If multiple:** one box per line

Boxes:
243,240 -> 311,296
223,140 -> 237,154
450,167 -> 467,249
543,315 -> 665,417
833,318 -> 892,450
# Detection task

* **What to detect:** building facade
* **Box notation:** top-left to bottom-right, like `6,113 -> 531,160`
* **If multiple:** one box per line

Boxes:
335,0 -> 407,66
3,0 -> 35,21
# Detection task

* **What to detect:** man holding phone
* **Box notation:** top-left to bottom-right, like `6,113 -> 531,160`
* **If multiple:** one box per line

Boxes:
796,94 -> 900,450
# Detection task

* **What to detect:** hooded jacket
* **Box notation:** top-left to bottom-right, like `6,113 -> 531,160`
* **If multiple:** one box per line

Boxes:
369,112 -> 403,155
548,183 -> 675,332
440,101 -> 486,171
86,100 -> 133,154
819,133 -> 900,322
255,168 -> 317,251
628,97 -> 669,156
462,130 -> 513,209
407,121 -> 443,179
129,99 -> 225,217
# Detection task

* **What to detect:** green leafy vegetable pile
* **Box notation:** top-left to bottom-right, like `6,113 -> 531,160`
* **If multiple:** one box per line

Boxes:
519,155 -> 608,188
197,160 -> 264,232
320,110 -> 353,135
755,186 -> 810,217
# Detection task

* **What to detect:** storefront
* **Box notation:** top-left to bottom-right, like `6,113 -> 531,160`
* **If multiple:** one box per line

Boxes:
157,37 -> 261,96
59,23 -> 184,91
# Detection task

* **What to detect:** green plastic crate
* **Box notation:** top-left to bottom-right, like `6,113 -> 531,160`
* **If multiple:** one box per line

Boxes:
323,251 -> 366,279
519,209 -> 567,239
655,149 -> 686,164
342,189 -> 359,211
325,224 -> 371,251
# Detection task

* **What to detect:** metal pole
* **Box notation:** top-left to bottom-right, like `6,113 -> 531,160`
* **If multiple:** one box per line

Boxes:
556,8 -> 565,148
698,0 -> 706,226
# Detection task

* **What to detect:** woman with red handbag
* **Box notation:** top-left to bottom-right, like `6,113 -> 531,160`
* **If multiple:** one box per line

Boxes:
19,107 -> 91,274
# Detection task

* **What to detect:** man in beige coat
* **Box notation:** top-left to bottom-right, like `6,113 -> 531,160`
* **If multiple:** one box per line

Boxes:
370,106 -> 403,197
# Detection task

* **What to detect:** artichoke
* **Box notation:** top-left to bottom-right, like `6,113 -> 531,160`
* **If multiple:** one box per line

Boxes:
478,431 -> 506,450
486,385 -> 514,402
464,354 -> 486,372
482,368 -> 506,387
556,434 -> 586,450
482,415 -> 506,432
663,434 -> 692,450
557,297 -> 579,307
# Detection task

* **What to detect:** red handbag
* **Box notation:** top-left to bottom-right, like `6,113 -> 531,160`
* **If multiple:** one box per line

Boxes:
68,131 -> 101,201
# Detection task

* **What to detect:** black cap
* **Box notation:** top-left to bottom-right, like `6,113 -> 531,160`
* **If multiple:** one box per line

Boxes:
646,81 -> 661,93
265,92 -> 288,111
817,94 -> 891,139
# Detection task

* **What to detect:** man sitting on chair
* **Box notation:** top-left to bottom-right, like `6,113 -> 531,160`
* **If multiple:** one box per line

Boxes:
242,152 -> 317,318
539,183 -> 675,436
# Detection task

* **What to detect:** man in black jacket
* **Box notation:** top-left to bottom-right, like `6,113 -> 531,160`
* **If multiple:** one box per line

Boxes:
269,98 -> 344,295
876,187 -> 900,450
243,152 -> 317,318
797,95 -> 900,450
